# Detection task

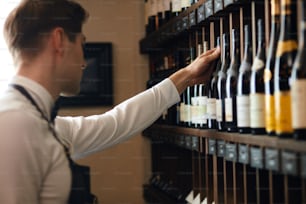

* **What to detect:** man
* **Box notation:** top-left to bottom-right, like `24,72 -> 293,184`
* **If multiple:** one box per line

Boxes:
0,0 -> 220,203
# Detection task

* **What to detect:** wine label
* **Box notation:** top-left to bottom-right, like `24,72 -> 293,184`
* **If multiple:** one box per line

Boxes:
276,40 -> 298,57
207,98 -> 216,119
181,0 -> 191,8
172,0 -> 181,12
237,95 -> 250,127
265,95 -> 275,133
225,98 -> 233,122
291,80 -> 306,128
275,91 -> 293,133
198,96 -> 207,124
180,102 -> 186,122
216,99 -> 222,122
250,93 -> 265,128
191,104 -> 198,124
185,104 -> 191,123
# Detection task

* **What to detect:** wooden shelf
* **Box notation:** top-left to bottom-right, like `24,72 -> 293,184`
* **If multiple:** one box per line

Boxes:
144,124 -> 306,153
140,0 -> 247,54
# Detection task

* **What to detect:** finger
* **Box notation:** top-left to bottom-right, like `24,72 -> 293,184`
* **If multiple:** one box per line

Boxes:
201,48 -> 217,56
203,47 -> 221,62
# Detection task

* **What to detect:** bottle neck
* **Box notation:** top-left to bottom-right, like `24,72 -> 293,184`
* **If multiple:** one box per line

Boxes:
279,0 -> 297,41
231,38 -> 241,66
256,19 -> 266,61
221,43 -> 230,72
299,3 -> 306,48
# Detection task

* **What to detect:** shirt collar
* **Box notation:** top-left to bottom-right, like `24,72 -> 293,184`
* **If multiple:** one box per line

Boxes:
9,75 -> 55,119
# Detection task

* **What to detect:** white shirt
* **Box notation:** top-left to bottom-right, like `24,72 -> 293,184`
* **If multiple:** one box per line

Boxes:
0,76 -> 180,204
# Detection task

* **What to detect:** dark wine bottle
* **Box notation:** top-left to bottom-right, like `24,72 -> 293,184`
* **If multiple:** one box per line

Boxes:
225,29 -> 241,132
208,37 -> 221,129
237,24 -> 252,134
217,33 -> 231,131
163,0 -> 172,24
290,0 -> 306,140
187,47 -> 196,127
196,43 -> 208,129
274,0 -> 297,138
264,0 -> 281,136
250,19 -> 266,135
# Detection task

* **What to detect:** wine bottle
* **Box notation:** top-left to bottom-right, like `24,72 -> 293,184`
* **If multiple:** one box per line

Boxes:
264,0 -> 281,136
146,0 -> 157,34
250,19 -> 266,135
191,84 -> 199,128
217,33 -> 231,131
179,91 -> 187,126
197,43 -> 208,129
208,37 -> 222,129
274,0 -> 297,138
237,24 -> 252,134
187,47 -> 196,127
225,29 -> 241,132
163,0 -> 172,24
291,0 -> 306,140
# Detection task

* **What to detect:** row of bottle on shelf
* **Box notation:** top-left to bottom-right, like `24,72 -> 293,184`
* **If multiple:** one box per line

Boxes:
144,0 -> 199,35
144,0 -> 237,35
151,0 -> 306,141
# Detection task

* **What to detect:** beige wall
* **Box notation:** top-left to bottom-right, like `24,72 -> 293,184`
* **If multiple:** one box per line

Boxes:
59,1 -> 151,203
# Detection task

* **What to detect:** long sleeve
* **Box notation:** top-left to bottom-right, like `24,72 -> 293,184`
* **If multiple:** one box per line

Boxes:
55,78 -> 180,160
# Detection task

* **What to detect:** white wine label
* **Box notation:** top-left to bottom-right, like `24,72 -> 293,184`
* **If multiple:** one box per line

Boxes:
225,98 -> 233,122
198,96 -> 207,124
207,98 -> 216,119
252,57 -> 265,71
180,102 -> 186,122
237,95 -> 250,127
291,80 -> 306,128
250,93 -> 265,128
185,104 -> 191,123
216,99 -> 222,122
191,105 -> 198,124
181,0 -> 191,8
172,0 -> 181,12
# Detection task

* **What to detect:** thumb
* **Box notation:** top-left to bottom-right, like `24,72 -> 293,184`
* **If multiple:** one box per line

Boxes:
204,47 -> 221,62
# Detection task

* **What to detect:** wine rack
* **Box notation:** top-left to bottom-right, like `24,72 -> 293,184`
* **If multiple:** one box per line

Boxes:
140,0 -> 306,203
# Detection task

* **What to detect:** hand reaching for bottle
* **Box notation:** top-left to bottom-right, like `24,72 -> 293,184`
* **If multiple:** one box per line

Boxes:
169,47 -> 221,94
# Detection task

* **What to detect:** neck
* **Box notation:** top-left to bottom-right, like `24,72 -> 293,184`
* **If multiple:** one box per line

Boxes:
16,60 -> 60,101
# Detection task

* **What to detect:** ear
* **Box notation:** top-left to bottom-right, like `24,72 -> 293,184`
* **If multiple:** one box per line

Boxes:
51,27 -> 66,56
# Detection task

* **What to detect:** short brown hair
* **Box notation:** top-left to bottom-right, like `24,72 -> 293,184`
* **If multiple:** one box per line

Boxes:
3,0 -> 89,60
